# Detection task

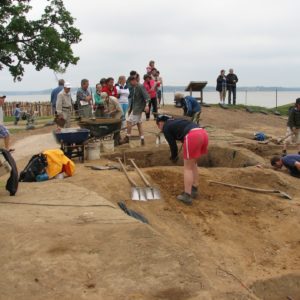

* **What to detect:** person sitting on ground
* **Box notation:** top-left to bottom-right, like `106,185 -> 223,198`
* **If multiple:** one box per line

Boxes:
216,70 -> 227,104
156,115 -> 209,205
283,98 -> 300,156
94,83 -> 105,117
271,154 -> 300,178
76,79 -> 93,118
143,74 -> 160,121
146,60 -> 155,75
56,82 -> 73,128
174,93 -> 201,124
101,92 -> 123,120
50,79 -> 64,115
116,76 -> 130,128
0,95 -> 14,152
121,76 -> 150,146
102,77 -> 118,97
13,103 -> 21,125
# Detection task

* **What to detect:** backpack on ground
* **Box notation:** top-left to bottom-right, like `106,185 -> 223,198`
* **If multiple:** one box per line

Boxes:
19,154 -> 48,182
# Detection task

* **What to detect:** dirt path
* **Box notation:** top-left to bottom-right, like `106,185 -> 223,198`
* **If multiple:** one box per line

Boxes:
1,106 -> 300,299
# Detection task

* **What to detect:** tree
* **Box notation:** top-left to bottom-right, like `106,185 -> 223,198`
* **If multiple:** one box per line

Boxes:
0,0 -> 82,81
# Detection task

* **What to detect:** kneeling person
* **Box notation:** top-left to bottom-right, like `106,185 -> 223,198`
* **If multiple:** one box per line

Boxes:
271,154 -> 300,178
156,115 -> 209,205
101,92 -> 123,119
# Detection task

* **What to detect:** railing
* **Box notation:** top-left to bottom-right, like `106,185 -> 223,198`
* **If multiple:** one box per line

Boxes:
3,102 -> 52,117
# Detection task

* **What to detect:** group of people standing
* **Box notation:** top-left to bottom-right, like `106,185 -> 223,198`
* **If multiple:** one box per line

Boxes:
50,61 -> 163,146
216,68 -> 238,105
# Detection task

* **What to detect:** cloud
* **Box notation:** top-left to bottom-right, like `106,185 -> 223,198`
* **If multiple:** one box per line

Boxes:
2,0 -> 300,90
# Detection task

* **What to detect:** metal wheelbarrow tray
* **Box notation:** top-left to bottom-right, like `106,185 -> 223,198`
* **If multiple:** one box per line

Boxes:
54,128 -> 90,144
78,118 -> 121,139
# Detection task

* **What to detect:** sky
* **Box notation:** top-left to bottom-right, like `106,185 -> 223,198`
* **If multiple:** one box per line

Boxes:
2,0 -> 300,91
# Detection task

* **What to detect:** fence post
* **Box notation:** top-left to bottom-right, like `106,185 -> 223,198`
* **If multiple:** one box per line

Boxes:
275,88 -> 278,108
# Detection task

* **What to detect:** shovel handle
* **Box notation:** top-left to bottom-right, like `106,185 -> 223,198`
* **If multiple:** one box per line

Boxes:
129,159 -> 151,187
117,158 -> 138,187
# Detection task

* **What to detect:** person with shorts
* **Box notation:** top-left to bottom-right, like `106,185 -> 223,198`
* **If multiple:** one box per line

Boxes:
156,115 -> 209,205
0,95 -> 14,151
283,98 -> 300,156
121,76 -> 150,146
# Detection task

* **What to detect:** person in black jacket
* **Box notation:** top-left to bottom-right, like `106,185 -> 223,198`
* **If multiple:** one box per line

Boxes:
156,115 -> 209,205
226,68 -> 238,105
216,70 -> 227,104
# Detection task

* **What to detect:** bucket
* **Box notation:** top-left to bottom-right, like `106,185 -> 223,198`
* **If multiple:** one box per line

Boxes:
86,142 -> 101,160
129,136 -> 141,148
102,139 -> 115,153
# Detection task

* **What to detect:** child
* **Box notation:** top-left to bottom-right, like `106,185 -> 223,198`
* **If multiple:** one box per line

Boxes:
13,103 -> 21,125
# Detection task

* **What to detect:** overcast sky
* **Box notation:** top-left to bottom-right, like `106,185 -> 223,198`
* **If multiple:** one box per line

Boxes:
2,0 -> 300,91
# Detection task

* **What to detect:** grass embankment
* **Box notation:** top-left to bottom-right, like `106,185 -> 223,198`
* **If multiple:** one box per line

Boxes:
210,103 -> 293,115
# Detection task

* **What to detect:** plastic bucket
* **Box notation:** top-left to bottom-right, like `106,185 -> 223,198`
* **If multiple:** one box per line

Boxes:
102,139 -> 114,153
86,142 -> 101,160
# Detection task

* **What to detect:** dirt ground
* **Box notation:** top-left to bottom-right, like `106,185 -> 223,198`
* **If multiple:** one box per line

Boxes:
1,105 -> 300,300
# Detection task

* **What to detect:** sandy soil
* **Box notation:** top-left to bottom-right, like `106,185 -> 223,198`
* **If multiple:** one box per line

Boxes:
1,106 -> 300,300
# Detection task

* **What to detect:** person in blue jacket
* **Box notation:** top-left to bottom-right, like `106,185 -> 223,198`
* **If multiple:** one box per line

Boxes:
174,93 -> 201,124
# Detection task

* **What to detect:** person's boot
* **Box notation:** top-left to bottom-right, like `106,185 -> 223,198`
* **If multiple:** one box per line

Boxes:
191,186 -> 198,199
141,138 -> 145,146
120,135 -> 129,145
177,192 -> 192,205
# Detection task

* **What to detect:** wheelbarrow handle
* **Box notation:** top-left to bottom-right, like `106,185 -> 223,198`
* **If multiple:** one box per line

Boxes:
117,158 -> 138,188
129,159 -> 151,187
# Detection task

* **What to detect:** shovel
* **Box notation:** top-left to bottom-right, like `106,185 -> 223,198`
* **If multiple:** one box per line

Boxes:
208,181 -> 292,200
129,159 -> 161,200
117,158 -> 147,201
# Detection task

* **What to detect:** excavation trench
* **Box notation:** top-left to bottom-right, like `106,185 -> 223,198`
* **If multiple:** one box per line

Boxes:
104,144 -> 265,168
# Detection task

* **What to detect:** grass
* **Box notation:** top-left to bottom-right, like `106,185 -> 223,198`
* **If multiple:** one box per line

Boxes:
209,103 -> 293,115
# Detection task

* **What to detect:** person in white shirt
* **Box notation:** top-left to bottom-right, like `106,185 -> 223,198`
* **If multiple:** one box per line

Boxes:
116,75 -> 130,128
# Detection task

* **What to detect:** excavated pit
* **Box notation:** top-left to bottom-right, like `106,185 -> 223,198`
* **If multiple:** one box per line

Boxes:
104,144 -> 265,168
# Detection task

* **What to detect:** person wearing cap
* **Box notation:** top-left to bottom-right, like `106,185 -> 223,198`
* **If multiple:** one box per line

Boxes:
50,79 -> 65,115
56,83 -> 73,128
101,92 -> 122,119
174,93 -> 201,124
156,115 -> 209,205
283,98 -> 300,156
121,76 -> 150,146
0,95 -> 14,151
76,79 -> 93,118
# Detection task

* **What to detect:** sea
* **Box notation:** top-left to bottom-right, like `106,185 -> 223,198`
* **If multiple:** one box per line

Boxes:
5,91 -> 300,108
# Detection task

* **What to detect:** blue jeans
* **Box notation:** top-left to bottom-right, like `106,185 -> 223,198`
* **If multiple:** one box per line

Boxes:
120,103 -> 129,121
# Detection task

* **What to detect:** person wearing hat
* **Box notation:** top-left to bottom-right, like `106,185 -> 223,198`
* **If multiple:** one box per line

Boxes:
0,95 -> 14,151
56,82 -> 73,128
283,98 -> 300,156
156,115 -> 209,205
174,92 -> 201,124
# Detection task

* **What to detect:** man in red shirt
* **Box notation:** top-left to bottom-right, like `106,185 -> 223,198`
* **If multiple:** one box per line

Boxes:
102,77 -> 118,97
143,74 -> 160,121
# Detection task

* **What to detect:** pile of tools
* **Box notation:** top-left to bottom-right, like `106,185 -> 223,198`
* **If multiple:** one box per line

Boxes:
117,158 -> 160,201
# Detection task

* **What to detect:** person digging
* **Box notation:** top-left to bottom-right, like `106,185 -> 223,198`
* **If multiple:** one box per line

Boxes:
156,115 -> 209,205
270,154 -> 300,178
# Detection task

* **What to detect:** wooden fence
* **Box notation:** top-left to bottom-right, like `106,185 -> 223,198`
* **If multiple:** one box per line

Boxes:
3,102 -> 52,117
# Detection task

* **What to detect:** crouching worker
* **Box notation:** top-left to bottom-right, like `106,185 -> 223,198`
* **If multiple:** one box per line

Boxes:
156,115 -> 209,205
271,154 -> 300,178
174,93 -> 201,124
56,82 -> 72,128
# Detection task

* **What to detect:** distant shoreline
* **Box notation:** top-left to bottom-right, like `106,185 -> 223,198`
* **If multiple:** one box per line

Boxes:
2,86 -> 300,96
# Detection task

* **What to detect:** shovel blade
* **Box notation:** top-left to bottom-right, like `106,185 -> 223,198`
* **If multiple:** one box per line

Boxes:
152,187 -> 161,200
138,188 -> 147,201
131,188 -> 140,201
145,187 -> 154,200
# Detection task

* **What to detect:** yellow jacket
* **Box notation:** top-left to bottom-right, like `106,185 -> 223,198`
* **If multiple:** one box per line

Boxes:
43,149 -> 75,178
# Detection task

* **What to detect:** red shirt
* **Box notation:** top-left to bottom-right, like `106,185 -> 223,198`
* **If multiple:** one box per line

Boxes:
143,79 -> 160,99
102,86 -> 118,97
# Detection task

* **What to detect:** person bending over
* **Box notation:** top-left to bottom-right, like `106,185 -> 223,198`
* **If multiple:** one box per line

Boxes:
156,115 -> 209,205
271,154 -> 300,178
